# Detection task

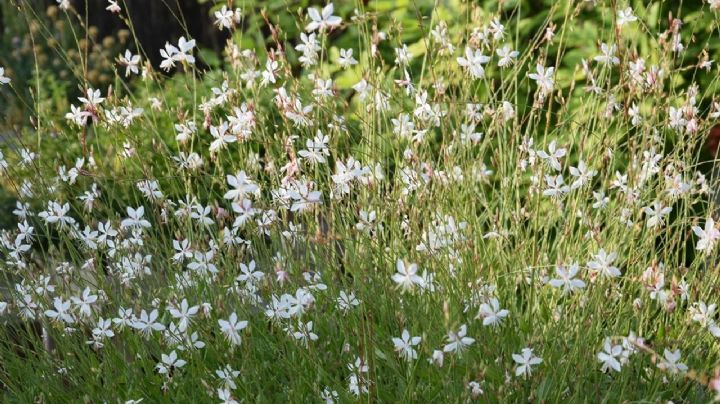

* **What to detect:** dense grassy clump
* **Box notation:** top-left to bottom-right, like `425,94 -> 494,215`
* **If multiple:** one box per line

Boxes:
2,0 -> 720,402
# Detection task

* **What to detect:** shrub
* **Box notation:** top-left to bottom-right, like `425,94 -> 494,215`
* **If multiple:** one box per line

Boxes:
1,0 -> 720,401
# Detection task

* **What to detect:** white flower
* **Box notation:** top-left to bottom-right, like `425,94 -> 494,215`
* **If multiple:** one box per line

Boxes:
392,329 -> 421,361
210,121 -> 236,153
338,48 -> 358,68
132,309 -> 166,336
693,217 -> 720,254
643,201 -> 672,228
79,88 -> 105,108
45,297 -> 74,324
542,174 -> 570,198
291,321 -> 319,346
38,201 -> 76,228
617,7 -> 637,27
224,171 -> 259,201
468,380 -> 484,398
430,349 -> 445,367
168,299 -> 199,332
443,324 -> 475,355
536,140 -> 566,171
594,43 -> 620,66
710,322 -> 720,338
159,42 -> 179,71
320,387 -> 339,403
691,301 -> 717,327
106,0 -> 121,13
476,298 -> 509,326
569,160 -> 596,189
496,44 -> 519,67
336,290 -> 360,313
305,3 -> 342,33
218,312 -> 248,346
237,260 -> 264,284
174,36 -> 196,64
217,388 -> 238,404
65,104 -> 92,126
88,318 -> 114,348
489,17 -> 505,40
528,64 -> 555,95
587,249 -> 621,278
597,339 -> 623,372
457,47 -> 491,79
512,347 -> 542,378
120,206 -> 151,229
216,364 -> 241,390
215,6 -> 234,31
0,67 -> 11,85
296,32 -> 320,67
629,103 -> 642,126
394,45 -> 413,67
156,350 -> 186,375
548,263 -> 585,294
298,131 -> 330,164
657,349 -> 688,375
391,259 -> 424,292
71,287 -> 98,318
119,50 -> 141,76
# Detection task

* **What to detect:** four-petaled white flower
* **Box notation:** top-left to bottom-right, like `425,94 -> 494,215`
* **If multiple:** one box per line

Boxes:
643,201 -> 672,228
336,290 -> 360,313
79,88 -> 105,108
392,329 -> 422,361
219,312 -> 248,346
338,48 -> 358,68
693,217 -> 720,254
536,140 -> 566,171
305,3 -> 342,33
457,47 -> 491,79
587,249 -> 621,278
224,171 -> 260,201
121,206 -> 151,229
496,45 -> 519,67
443,324 -> 475,355
597,338 -> 623,373
291,320 -> 319,346
215,6 -> 234,31
45,297 -> 74,324
548,263 -> 585,294
391,259 -> 424,292
156,350 -> 186,375
617,7 -> 637,27
210,121 -> 236,153
594,43 -> 620,66
106,1 -> 121,13
528,64 -> 555,95
132,309 -> 166,336
119,50 -> 141,77
512,347 -> 543,378
168,298 -> 199,332
71,287 -> 98,318
477,298 -> 510,326
657,349 -> 688,375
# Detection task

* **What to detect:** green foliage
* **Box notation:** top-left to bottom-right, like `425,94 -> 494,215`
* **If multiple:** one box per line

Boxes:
1,0 -> 720,402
